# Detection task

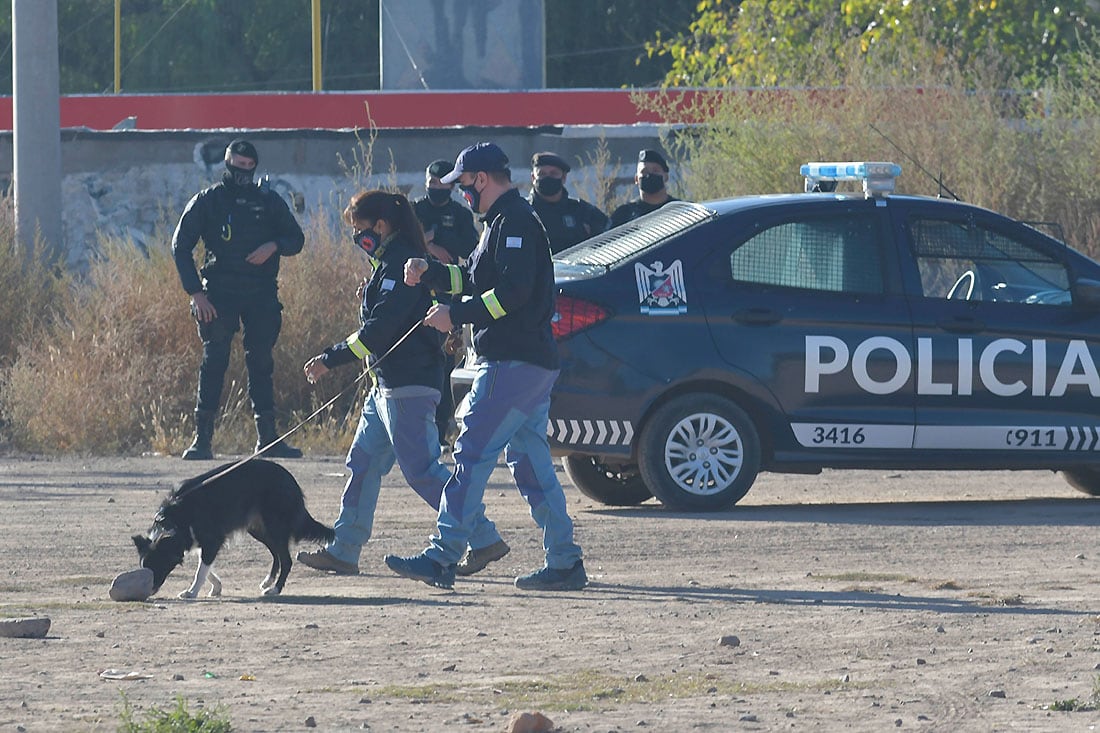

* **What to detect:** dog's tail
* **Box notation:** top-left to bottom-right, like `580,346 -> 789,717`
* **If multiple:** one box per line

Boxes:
294,510 -> 335,545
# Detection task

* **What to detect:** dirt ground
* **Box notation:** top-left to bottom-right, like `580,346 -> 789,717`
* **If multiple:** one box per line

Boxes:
0,454 -> 1098,732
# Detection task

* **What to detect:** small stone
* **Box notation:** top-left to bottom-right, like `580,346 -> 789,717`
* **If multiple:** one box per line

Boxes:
916,658 -> 927,665
918,715 -> 930,721
739,714 -> 758,722
935,625 -> 945,633
1075,553 -> 1085,559
304,716 -> 317,728
358,697 -> 371,704
304,623 -> 319,629
841,673 -> 850,683
989,689 -> 1006,698
0,617 -> 50,639
894,718 -> 903,727
109,568 -> 154,602
1064,652 -> 1072,658
507,711 -> 554,733
718,635 -> 740,647
95,630 -> 105,638
634,674 -> 648,682
442,663 -> 456,671
172,674 -> 184,681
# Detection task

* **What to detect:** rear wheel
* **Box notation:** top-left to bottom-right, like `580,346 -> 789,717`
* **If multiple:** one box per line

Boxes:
638,394 -> 761,511
1061,467 -> 1100,497
562,455 -> 653,506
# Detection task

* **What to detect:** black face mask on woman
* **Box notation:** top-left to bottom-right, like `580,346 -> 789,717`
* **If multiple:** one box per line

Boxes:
639,172 -> 666,194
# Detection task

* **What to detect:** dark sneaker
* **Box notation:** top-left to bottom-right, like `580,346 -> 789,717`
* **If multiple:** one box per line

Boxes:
384,552 -> 455,589
296,548 -> 358,575
514,560 -> 587,591
181,444 -> 213,461
455,539 -> 511,576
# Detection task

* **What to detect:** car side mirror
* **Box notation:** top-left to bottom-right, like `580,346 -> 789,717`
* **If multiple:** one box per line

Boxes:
1071,278 -> 1100,310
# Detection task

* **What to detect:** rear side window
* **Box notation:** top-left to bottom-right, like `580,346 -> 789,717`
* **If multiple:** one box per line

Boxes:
729,213 -> 885,294
910,218 -> 1070,305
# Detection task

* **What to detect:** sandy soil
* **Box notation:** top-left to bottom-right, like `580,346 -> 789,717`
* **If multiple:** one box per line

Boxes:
0,454 -> 1098,732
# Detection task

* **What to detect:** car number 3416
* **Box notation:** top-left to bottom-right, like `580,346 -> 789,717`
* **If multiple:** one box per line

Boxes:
812,426 -> 866,445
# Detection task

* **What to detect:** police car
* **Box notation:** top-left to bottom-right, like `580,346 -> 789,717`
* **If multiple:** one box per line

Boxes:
544,161 -> 1100,511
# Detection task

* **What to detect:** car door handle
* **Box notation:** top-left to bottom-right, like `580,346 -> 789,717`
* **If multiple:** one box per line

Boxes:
936,315 -> 985,333
733,307 -> 782,325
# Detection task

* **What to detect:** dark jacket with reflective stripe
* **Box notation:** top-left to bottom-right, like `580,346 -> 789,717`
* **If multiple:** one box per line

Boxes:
528,189 -> 608,254
172,181 -> 304,295
425,188 -> 559,371
319,234 -> 443,390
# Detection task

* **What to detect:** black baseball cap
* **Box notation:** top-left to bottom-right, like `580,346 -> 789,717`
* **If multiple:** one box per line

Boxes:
226,139 -> 258,163
426,159 -> 453,179
638,149 -> 669,172
440,142 -> 510,184
532,152 -> 571,173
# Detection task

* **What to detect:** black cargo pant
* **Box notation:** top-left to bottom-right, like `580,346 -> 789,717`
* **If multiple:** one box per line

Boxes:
193,284 -> 282,414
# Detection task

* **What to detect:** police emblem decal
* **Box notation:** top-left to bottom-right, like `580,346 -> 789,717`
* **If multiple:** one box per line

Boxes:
635,260 -> 687,315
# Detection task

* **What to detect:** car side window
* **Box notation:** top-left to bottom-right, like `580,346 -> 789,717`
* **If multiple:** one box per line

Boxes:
910,218 -> 1071,305
729,213 -> 884,294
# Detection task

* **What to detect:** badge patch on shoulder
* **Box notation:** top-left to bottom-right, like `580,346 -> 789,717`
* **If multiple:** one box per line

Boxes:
381,278 -> 396,291
635,260 -> 687,315
506,236 -> 523,248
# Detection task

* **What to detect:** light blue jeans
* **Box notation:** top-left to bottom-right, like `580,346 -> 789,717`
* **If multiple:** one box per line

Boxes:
426,360 -> 583,569
326,387 -> 502,564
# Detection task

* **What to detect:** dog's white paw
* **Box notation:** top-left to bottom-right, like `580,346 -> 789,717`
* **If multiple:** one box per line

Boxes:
178,589 -> 197,600
260,575 -> 275,591
207,586 -> 222,598
262,585 -> 281,596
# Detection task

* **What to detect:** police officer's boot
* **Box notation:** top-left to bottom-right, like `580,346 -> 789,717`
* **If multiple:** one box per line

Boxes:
182,409 -> 215,461
254,410 -> 302,458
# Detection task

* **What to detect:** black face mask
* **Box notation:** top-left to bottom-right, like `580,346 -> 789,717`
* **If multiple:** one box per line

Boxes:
639,172 -> 665,194
459,180 -> 482,212
224,162 -> 255,187
534,176 -> 564,197
352,228 -> 381,256
427,188 -> 452,205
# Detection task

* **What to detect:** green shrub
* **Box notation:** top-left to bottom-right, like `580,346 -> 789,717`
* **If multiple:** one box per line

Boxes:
118,693 -> 233,733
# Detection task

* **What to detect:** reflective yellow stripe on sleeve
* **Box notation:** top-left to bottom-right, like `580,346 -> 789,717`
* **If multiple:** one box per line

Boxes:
481,289 -> 506,320
345,332 -> 371,360
445,264 -> 463,295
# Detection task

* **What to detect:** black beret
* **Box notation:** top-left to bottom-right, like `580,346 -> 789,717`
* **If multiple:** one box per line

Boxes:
638,149 -> 669,172
426,159 -> 454,179
532,151 -> 570,173
226,139 -> 258,163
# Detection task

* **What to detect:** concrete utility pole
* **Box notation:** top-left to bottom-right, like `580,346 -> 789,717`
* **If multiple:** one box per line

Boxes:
13,0 -> 63,263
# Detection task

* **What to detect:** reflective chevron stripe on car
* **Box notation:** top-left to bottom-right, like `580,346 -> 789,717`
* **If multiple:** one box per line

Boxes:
550,419 -> 634,445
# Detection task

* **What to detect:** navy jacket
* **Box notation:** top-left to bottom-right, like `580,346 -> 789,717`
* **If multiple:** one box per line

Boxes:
319,234 -> 443,391
424,188 -> 559,371
609,196 -> 680,228
172,181 -> 304,294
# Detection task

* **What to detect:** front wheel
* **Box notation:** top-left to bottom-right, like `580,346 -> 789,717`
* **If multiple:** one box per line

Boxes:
562,455 -> 653,506
638,394 -> 761,511
1061,467 -> 1100,497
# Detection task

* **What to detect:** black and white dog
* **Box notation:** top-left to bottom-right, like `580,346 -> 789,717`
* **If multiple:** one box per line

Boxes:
132,459 -> 334,599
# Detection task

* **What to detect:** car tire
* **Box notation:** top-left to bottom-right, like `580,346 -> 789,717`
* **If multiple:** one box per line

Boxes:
638,394 -> 761,511
1061,467 -> 1100,497
561,455 -> 653,506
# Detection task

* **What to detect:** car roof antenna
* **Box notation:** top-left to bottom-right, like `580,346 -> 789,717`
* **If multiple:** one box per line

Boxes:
869,123 -> 961,201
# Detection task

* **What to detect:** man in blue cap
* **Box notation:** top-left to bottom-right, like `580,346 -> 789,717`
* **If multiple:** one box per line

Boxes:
386,142 -> 587,592
609,148 -> 679,228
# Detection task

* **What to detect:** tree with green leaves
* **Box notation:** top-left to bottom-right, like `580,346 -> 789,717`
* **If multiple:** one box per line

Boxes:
648,0 -> 1100,88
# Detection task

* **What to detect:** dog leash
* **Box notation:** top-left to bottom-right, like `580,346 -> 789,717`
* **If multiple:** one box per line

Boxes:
192,318 -> 429,490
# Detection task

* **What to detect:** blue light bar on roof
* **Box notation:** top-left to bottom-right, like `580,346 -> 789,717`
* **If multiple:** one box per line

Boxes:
801,161 -> 902,197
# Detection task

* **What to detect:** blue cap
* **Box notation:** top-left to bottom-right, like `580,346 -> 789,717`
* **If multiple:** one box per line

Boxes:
440,142 -> 509,184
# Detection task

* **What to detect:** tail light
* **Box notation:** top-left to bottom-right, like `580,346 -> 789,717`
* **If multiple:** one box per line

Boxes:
552,295 -> 610,340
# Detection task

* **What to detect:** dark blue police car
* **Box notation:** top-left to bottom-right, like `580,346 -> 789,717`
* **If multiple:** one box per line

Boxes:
544,162 -> 1100,511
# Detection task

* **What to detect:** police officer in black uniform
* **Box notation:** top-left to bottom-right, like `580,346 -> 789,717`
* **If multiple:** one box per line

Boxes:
413,159 -> 480,265
609,149 -> 679,228
527,151 -> 608,254
172,139 -> 305,460
413,159 -> 481,447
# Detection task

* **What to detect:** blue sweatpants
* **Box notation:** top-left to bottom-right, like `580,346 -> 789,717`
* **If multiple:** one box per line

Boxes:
426,360 -> 583,569
326,387 -> 502,564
